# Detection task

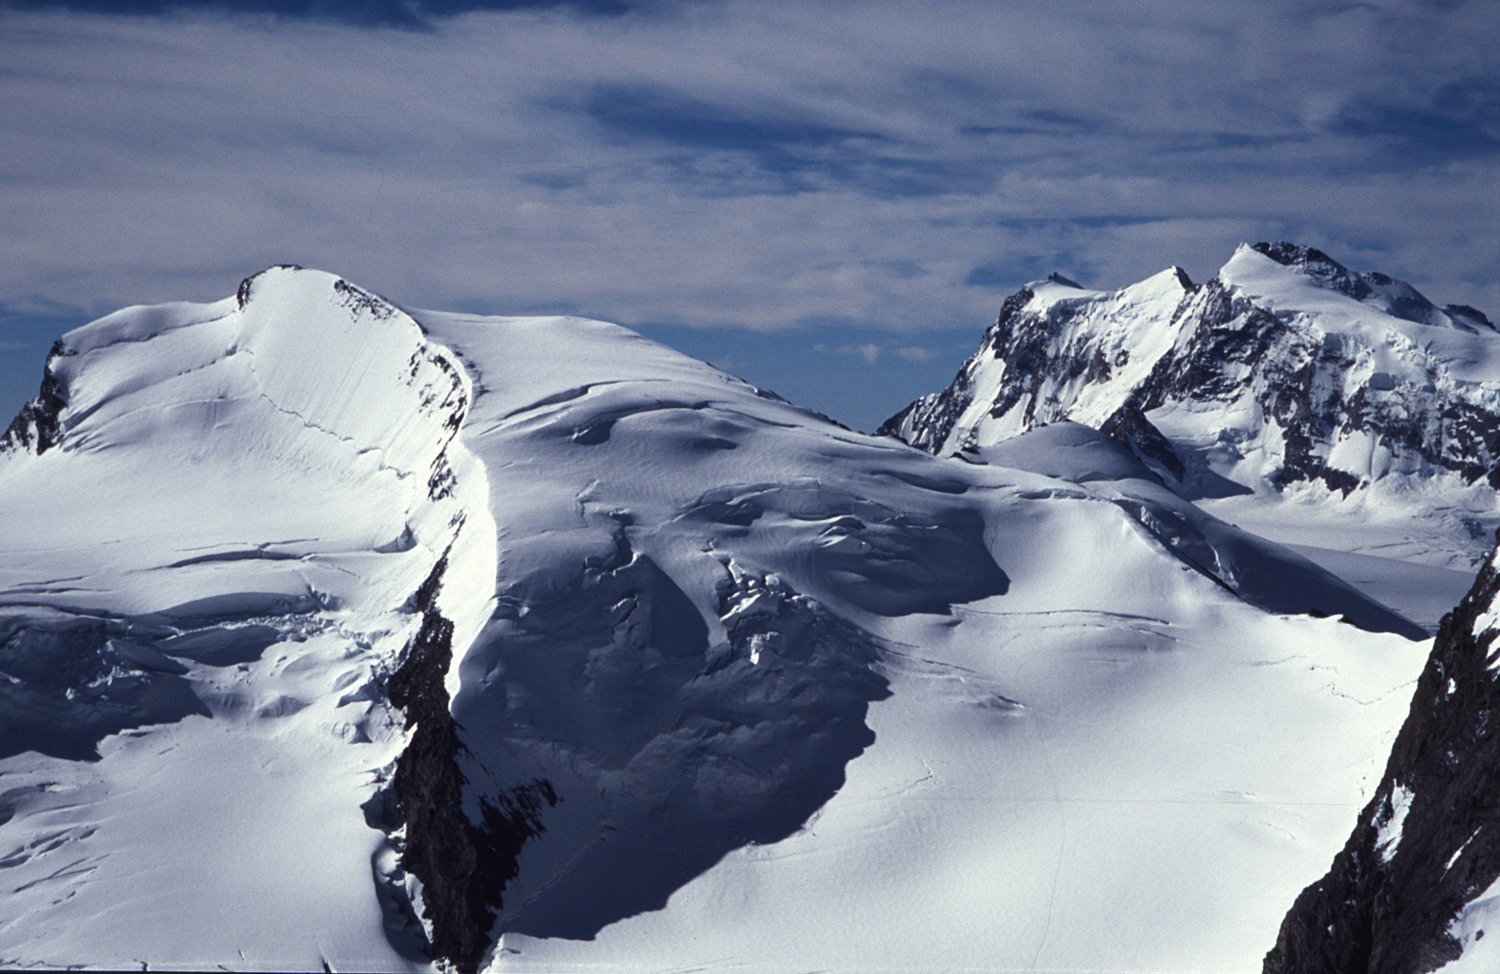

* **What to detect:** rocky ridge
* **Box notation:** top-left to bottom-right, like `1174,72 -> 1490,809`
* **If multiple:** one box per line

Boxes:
0,267 -> 507,972
1265,530 -> 1500,973
881,243 -> 1500,504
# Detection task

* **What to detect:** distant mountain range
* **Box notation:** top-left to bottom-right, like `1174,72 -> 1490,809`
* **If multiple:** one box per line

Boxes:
0,248 -> 1497,972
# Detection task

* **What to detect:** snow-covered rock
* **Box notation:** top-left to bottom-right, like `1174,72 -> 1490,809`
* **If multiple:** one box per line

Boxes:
0,265 -> 494,972
0,267 -> 1435,973
881,244 -> 1500,597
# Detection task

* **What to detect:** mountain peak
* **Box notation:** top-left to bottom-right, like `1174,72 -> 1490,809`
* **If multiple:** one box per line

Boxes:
1225,241 -> 1477,331
885,241 -> 1500,508
1248,241 -> 1372,300
0,258 -> 1476,973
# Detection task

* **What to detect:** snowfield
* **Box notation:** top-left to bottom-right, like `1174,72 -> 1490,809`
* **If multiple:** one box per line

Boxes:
883,242 -> 1500,632
0,264 -> 1445,971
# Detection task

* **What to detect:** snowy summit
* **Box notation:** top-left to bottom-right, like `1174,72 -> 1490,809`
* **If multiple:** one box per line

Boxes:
0,249 -> 1493,972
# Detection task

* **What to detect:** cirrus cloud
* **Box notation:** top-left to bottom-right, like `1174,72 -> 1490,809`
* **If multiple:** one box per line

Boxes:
1,0 -> 1498,429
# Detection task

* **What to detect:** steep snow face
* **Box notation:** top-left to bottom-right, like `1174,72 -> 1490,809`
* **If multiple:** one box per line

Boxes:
0,272 -> 1432,974
882,243 -> 1500,566
0,266 -> 492,630
412,309 -> 1426,972
881,266 -> 1195,456
0,267 -> 494,971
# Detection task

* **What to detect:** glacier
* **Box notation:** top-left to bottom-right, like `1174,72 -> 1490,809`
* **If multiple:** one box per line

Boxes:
0,261 -> 1455,972
882,242 -> 1500,632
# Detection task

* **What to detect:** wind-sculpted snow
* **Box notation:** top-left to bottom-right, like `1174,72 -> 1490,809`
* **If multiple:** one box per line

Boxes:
980,422 -> 1425,639
0,271 -> 1439,973
415,306 -> 1428,971
417,309 -> 999,948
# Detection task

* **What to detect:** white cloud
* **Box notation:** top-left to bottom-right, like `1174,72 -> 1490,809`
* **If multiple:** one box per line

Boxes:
896,346 -> 937,362
1,1 -> 1498,331
814,342 -> 882,364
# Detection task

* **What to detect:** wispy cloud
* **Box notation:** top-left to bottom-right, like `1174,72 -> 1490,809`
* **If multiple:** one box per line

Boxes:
815,342 -> 882,365
1,0 -> 1497,341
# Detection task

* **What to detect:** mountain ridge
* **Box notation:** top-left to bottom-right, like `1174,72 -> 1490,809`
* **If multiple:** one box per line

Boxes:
882,242 -> 1500,499
0,259 -> 1464,972
881,242 -> 1500,594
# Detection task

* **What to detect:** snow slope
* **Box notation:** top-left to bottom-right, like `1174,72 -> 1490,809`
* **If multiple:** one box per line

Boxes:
0,268 -> 1433,972
1263,531 -> 1500,974
882,242 -> 1500,629
0,267 -> 492,971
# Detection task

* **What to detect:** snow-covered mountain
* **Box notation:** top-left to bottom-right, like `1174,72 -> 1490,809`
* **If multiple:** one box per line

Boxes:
0,264 -> 1450,972
881,243 -> 1500,628
882,242 -> 1500,492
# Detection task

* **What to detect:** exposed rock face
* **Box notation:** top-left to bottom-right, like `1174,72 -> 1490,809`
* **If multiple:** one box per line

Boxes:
879,285 -> 1035,454
1,340 -> 68,455
1098,401 -> 1185,481
881,243 -> 1500,501
385,554 -> 558,974
1264,533 -> 1500,973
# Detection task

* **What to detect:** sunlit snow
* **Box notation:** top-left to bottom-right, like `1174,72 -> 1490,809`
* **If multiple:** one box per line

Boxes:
0,264 -> 1444,972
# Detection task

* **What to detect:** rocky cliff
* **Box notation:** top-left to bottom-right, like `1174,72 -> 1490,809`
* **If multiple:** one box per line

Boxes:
1265,532 -> 1500,973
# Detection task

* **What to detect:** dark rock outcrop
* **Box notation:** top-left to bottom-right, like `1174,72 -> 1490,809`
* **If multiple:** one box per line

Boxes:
1264,533 -> 1500,973
1253,242 -> 1377,303
385,554 -> 558,974
2,340 -> 69,455
1099,401 -> 1185,481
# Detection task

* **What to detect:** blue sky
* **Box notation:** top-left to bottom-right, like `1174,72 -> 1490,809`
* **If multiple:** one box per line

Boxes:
2,0 -> 1499,431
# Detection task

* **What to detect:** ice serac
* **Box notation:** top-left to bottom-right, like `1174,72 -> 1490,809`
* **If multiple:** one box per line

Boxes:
882,241 -> 1500,510
1263,533 -> 1500,974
